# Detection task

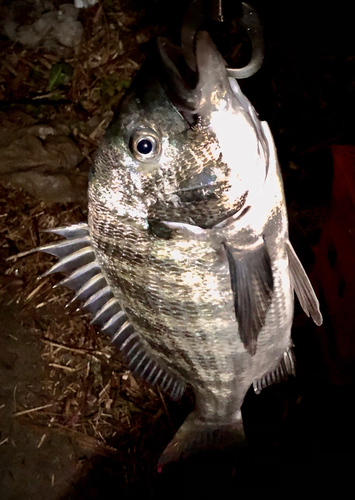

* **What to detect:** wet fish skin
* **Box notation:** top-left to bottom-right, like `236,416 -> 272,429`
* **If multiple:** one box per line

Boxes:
88,32 -> 322,465
38,32 -> 322,467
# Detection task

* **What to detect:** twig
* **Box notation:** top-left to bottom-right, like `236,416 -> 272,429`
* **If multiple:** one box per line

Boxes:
48,363 -> 78,373
37,434 -> 47,448
157,386 -> 172,427
13,403 -> 53,417
13,384 -> 17,413
99,381 -> 111,399
36,296 -> 61,308
6,249 -> 35,261
24,278 -> 50,303
41,338 -> 111,359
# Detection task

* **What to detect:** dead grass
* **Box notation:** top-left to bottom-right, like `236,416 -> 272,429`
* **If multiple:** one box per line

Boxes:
0,0 -> 167,458
0,182 -> 168,457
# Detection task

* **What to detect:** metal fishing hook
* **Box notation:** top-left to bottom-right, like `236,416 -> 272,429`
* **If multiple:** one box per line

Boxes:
181,0 -> 264,78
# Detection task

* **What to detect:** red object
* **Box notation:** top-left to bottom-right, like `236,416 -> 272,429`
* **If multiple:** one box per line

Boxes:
312,145 -> 355,383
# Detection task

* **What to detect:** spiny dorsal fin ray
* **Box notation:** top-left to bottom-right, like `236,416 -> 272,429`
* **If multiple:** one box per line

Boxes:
223,239 -> 273,356
90,297 -> 121,325
53,261 -> 101,291
115,324 -> 186,400
101,310 -> 127,335
253,346 -> 296,394
67,274 -> 106,305
286,240 -> 323,326
82,285 -> 112,312
43,223 -> 89,239
41,247 -> 95,276
37,236 -> 91,259
36,225 -> 186,401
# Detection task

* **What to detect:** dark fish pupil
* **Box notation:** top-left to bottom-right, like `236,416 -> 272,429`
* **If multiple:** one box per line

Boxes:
137,139 -> 153,155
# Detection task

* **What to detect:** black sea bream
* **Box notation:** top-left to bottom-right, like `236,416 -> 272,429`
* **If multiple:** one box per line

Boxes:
38,32 -> 322,467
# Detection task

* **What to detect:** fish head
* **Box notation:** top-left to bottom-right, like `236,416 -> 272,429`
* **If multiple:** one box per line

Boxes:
89,32 -> 269,230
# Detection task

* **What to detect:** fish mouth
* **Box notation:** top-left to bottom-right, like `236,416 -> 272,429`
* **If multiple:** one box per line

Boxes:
157,32 -> 251,124
157,33 -> 270,176
156,37 -> 199,125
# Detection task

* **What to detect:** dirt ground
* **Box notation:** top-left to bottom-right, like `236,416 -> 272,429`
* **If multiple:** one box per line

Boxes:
1,0 -> 354,498
0,300 -> 85,500
1,286 -> 354,498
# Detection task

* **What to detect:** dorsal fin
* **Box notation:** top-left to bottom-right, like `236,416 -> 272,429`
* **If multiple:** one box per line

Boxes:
36,224 -> 186,400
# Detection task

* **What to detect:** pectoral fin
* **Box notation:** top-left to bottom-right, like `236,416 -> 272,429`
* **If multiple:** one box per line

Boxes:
223,239 -> 273,356
286,240 -> 322,326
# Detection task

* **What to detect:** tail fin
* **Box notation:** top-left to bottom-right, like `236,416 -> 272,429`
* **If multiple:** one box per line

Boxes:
157,411 -> 247,471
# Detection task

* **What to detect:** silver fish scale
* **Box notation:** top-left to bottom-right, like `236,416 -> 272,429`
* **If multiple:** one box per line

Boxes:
89,179 -> 292,421
144,124 -> 245,228
91,139 -> 286,420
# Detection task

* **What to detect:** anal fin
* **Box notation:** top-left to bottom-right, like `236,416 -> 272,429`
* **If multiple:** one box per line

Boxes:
253,346 -> 296,394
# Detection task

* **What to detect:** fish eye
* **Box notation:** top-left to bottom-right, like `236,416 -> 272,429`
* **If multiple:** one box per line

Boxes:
130,128 -> 160,161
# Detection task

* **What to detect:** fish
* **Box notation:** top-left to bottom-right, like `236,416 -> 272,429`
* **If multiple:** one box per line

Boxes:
37,31 -> 322,468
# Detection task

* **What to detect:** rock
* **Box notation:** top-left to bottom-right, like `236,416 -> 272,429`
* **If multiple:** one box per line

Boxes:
1,2 -> 83,51
74,0 -> 99,8
0,112 -> 83,175
0,110 -> 88,203
2,170 -> 88,204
